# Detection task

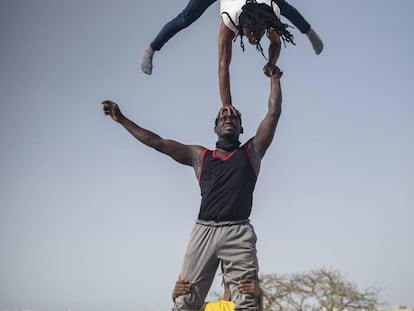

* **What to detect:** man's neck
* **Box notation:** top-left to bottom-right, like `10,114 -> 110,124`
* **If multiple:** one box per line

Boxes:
215,139 -> 240,152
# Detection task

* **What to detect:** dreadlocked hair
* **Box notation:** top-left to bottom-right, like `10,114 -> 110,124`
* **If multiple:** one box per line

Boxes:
237,0 -> 295,58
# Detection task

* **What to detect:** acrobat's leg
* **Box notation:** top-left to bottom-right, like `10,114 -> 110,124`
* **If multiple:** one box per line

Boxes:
141,0 -> 217,75
275,0 -> 323,54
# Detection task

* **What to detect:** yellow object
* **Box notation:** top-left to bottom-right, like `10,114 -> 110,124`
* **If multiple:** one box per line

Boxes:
204,300 -> 235,311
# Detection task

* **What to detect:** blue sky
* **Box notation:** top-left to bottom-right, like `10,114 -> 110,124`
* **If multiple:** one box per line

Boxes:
1,1 -> 413,311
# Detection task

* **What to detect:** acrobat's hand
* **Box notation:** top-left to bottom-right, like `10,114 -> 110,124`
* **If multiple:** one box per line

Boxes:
172,273 -> 193,301
263,63 -> 274,77
218,105 -> 241,119
263,63 -> 283,78
102,100 -> 124,123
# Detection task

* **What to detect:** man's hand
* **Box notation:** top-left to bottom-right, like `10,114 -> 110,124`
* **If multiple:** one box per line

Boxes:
172,274 -> 192,301
238,279 -> 262,298
263,64 -> 283,78
271,66 -> 283,78
102,100 -> 124,123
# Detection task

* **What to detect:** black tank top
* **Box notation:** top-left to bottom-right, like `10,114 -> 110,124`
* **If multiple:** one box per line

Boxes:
198,145 -> 257,221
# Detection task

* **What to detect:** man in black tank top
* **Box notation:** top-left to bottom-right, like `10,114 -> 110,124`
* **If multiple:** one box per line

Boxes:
102,67 -> 283,311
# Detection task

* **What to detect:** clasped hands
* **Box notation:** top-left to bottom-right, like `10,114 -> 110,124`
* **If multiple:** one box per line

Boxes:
263,63 -> 283,78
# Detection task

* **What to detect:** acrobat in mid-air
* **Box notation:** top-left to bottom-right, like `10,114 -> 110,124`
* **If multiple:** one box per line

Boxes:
217,0 -> 295,106
141,0 -> 323,75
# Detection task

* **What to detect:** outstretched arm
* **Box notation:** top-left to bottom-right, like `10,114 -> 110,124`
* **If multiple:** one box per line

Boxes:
249,68 -> 283,161
102,100 -> 204,169
218,20 -> 235,107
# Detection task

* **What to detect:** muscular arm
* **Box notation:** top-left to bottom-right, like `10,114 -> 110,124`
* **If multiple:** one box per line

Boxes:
247,72 -> 282,173
218,21 -> 235,107
120,118 -> 202,167
253,74 -> 282,156
102,100 -> 204,171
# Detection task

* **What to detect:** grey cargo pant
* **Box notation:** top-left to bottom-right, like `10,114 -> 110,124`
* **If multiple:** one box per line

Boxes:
173,219 -> 259,311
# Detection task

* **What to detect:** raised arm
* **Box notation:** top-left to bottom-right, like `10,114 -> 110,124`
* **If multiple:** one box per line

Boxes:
218,20 -> 235,107
249,69 -> 282,162
253,71 -> 282,155
102,100 -> 204,170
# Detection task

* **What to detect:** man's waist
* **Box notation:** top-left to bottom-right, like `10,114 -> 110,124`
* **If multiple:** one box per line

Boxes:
196,218 -> 250,227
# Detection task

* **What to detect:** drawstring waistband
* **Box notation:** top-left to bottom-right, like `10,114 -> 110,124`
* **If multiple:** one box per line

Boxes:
196,219 -> 250,227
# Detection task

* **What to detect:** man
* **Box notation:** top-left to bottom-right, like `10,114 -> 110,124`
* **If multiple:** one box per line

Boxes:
102,67 -> 283,311
140,0 -> 323,75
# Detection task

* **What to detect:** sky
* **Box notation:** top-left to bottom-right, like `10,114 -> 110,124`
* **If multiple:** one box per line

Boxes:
1,1 -> 413,311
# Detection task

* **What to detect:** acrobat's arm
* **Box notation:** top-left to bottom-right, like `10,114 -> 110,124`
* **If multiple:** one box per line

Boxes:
218,20 -> 235,107
263,30 -> 281,77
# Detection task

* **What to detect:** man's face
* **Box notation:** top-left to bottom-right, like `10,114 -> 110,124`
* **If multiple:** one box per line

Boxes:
215,110 -> 242,138
242,26 -> 266,45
